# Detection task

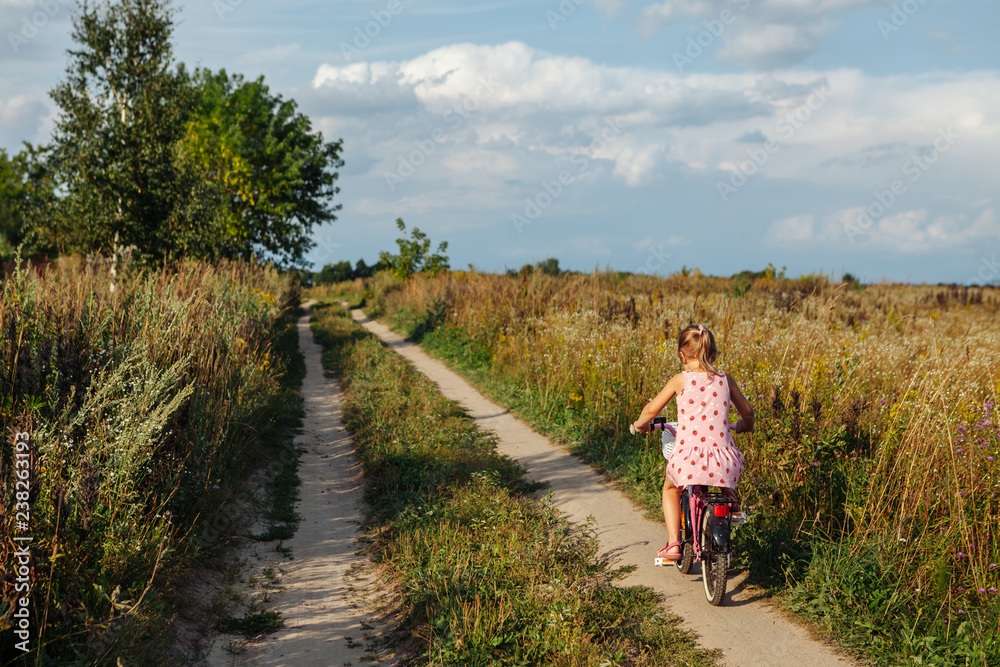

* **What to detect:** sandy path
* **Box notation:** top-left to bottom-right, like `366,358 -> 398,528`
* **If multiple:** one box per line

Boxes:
351,309 -> 853,667
213,303 -> 389,666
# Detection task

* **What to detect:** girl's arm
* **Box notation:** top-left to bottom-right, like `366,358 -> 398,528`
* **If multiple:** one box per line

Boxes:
726,373 -> 755,434
632,372 -> 684,433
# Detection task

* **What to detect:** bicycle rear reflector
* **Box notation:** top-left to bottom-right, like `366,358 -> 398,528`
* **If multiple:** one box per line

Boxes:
713,505 -> 730,517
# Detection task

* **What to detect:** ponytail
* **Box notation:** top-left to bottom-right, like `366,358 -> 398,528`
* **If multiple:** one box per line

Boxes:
678,324 -> 719,380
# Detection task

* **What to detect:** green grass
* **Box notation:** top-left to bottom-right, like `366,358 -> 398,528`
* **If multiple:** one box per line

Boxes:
0,258 -> 305,665
362,271 -> 1000,667
310,304 -> 720,666
411,325 -> 999,667
215,610 -> 283,637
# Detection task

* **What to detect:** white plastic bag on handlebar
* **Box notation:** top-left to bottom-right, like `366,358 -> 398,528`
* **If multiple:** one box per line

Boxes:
662,422 -> 678,460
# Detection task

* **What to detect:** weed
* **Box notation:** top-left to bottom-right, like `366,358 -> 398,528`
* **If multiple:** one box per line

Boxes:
0,257 -> 301,663
215,610 -> 283,636
355,269 -> 1000,664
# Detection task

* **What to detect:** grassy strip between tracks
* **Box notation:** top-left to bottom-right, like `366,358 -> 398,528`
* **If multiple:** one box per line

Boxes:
310,303 -> 719,666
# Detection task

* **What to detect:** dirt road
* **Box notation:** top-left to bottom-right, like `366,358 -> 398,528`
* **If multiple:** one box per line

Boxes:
351,309 -> 852,667
208,303 -> 388,666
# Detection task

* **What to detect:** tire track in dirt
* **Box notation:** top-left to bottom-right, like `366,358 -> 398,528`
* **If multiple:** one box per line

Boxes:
207,303 -> 391,666
351,308 -> 852,667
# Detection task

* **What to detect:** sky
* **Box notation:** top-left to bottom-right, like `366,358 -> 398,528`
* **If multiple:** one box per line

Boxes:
1,0 -> 998,284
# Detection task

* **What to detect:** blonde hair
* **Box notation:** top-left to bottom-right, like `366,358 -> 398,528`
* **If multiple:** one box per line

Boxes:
678,324 -> 719,380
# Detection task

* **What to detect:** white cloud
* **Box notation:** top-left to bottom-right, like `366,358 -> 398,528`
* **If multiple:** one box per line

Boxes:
310,45 -> 998,190
718,21 -> 831,69
613,144 -> 665,186
638,0 -> 709,36
768,214 -> 815,243
314,41 -> 766,121
310,41 -> 773,185
637,0 -> 892,68
304,42 -> 999,269
833,207 -> 1000,253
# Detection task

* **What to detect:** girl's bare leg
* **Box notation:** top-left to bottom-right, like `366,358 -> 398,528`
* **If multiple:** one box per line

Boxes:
661,474 -> 681,557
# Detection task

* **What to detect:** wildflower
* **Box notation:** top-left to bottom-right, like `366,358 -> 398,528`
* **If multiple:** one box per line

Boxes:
957,587 -> 965,594
979,588 -> 987,594
956,552 -> 967,559
812,461 -> 820,467
990,587 -> 998,594
956,449 -> 965,455
212,484 -> 220,490
957,610 -> 964,615
989,563 -> 998,569
988,456 -> 996,462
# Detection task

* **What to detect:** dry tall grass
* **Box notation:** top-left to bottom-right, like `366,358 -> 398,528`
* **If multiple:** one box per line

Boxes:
367,269 -> 1000,662
1,256 -> 297,663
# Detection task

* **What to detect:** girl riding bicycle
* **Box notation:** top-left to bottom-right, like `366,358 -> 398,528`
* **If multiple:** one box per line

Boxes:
631,324 -> 754,563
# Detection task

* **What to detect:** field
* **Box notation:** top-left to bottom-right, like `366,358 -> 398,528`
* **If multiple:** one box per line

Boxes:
0,258 -> 302,664
360,269 -> 1000,665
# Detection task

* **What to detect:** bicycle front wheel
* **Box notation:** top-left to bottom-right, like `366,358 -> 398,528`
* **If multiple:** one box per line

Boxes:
675,541 -> 694,575
676,494 -> 694,574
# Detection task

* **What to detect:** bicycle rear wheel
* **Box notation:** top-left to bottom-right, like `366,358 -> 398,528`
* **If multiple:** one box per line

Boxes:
700,512 -> 727,605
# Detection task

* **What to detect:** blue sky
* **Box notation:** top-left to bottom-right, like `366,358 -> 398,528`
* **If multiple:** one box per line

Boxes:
2,0 -> 998,283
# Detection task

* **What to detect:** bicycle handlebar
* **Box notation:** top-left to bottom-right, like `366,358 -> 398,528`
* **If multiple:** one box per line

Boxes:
629,416 -> 676,436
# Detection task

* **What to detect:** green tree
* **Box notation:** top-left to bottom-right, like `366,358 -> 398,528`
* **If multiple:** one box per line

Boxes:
47,0 -> 214,263
0,145 -> 59,257
354,258 -> 373,279
0,148 -> 30,256
315,260 -> 354,284
42,1 -> 342,266
181,68 -> 344,266
378,218 -> 449,279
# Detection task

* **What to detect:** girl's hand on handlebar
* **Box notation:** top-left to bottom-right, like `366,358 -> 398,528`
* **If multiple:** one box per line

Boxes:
631,421 -> 650,434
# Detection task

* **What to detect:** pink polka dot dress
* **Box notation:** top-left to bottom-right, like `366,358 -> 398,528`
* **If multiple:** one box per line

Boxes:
666,370 -> 745,489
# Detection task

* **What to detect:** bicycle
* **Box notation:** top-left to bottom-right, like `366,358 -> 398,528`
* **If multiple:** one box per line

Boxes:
630,416 -> 745,606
